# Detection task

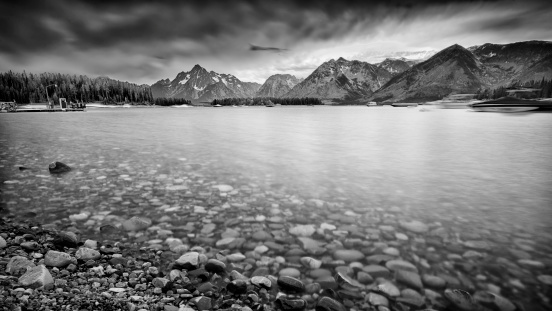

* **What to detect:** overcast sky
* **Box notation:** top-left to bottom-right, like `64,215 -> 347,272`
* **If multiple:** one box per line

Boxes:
0,0 -> 551,85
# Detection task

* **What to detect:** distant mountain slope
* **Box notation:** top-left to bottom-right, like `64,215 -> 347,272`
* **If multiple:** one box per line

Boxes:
377,58 -> 411,75
283,57 -> 392,99
369,40 -> 552,102
470,40 -> 552,84
370,44 -> 486,102
151,65 -> 260,102
256,74 -> 302,97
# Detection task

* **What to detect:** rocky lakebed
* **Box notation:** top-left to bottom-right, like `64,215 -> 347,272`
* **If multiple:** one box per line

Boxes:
1,161 -> 552,311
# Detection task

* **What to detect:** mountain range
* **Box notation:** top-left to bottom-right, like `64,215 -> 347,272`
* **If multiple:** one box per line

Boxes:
151,65 -> 261,103
151,40 -> 552,103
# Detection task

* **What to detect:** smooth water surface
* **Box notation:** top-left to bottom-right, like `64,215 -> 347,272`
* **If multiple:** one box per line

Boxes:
1,106 -> 551,229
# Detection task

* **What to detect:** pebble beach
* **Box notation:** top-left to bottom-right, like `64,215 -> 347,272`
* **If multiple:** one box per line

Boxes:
2,163 -> 552,311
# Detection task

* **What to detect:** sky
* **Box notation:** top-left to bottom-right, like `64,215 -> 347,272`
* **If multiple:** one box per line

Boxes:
0,0 -> 551,85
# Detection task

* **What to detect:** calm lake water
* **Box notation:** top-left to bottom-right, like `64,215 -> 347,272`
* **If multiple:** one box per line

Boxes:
2,106 -> 551,227
1,106 -> 552,308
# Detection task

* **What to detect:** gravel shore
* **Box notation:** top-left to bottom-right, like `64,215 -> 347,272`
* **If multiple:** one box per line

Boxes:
1,210 -> 551,311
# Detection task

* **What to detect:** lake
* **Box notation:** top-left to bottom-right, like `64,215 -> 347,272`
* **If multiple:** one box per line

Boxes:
1,106 -> 551,309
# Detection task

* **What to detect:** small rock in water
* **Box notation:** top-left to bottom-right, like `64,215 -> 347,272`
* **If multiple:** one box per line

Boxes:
44,250 -> 73,267
0,236 -> 7,249
316,296 -> 346,311
250,276 -> 272,289
227,279 -> 248,294
100,224 -> 119,235
279,267 -> 301,278
399,220 -> 429,233
276,297 -> 307,311
444,289 -> 479,311
333,249 -> 365,262
537,275 -> 552,285
69,212 -> 89,221
473,291 -> 516,311
175,252 -> 200,270
376,281 -> 400,297
277,276 -> 305,293
53,231 -> 79,248
300,256 -> 322,269
205,259 -> 226,274
48,161 -> 72,174
385,259 -> 418,273
18,265 -> 54,290
122,216 -> 152,231
6,256 -> 36,276
75,247 -> 101,261
395,270 -> 423,291
213,184 -> 233,192
289,225 -> 316,237
422,274 -> 446,289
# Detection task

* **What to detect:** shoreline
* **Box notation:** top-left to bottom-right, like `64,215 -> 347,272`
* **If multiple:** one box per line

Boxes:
2,207 -> 551,311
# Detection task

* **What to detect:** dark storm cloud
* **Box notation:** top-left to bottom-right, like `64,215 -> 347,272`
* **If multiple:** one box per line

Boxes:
467,1 -> 552,33
0,0 -> 514,57
1,0 -> 550,84
250,44 -> 287,52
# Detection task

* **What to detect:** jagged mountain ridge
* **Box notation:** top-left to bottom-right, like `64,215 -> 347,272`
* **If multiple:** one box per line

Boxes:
256,74 -> 302,97
370,44 -> 486,102
369,40 -> 552,102
150,40 -> 552,103
283,57 -> 394,99
151,65 -> 260,102
470,40 -> 552,84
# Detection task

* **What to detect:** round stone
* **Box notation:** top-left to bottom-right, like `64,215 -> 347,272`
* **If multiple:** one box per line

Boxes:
399,220 -> 429,234
276,297 -> 307,311
254,245 -> 269,254
383,247 -> 400,256
6,256 -> 36,276
289,225 -> 316,237
316,296 -> 345,311
300,256 -> 322,269
226,253 -> 246,262
250,276 -> 272,289
395,270 -> 423,291
53,231 -> 78,248
422,274 -> 446,289
473,291 -> 516,311
18,265 -> 54,290
75,247 -> 101,261
48,161 -> 71,174
252,230 -> 272,241
367,292 -> 389,307
444,289 -> 479,311
175,252 -> 200,270
122,216 -> 152,231
44,250 -> 72,268
216,237 -> 236,248
227,279 -> 248,294
385,259 -> 418,273
537,275 -> 552,285
333,249 -> 364,262
362,265 -> 391,279
279,267 -> 301,278
213,185 -> 233,192
376,281 -> 400,297
205,259 -> 226,274
277,276 -> 305,293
